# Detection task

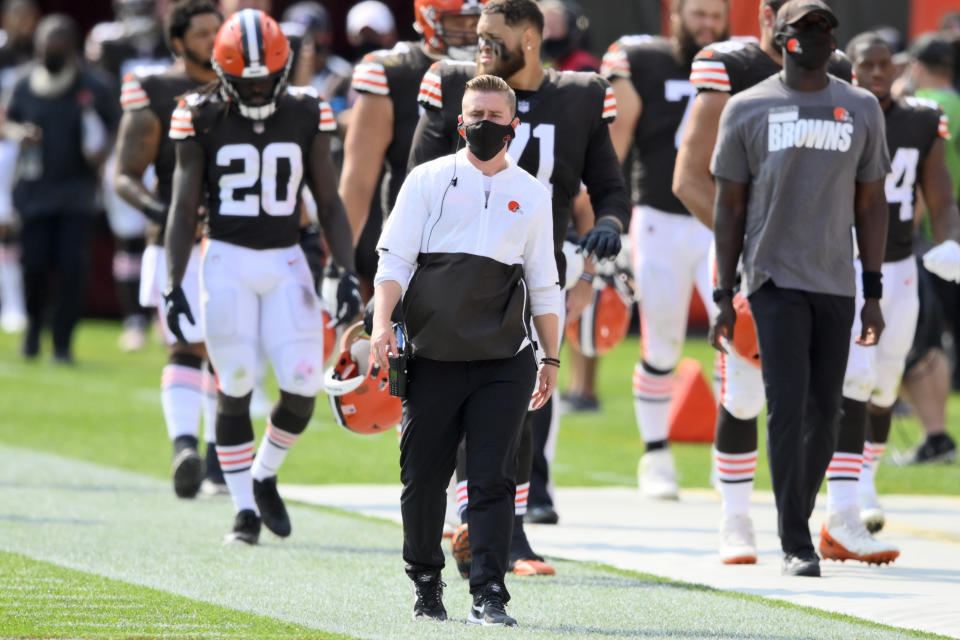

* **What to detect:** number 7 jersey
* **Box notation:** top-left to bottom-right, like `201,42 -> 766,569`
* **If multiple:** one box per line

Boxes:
170,86 -> 336,250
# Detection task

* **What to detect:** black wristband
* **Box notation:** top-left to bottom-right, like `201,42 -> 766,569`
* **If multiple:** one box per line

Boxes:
712,288 -> 734,303
541,357 -> 561,368
862,270 -> 883,299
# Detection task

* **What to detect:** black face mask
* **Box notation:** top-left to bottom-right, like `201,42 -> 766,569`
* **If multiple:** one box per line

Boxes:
43,52 -> 68,74
782,28 -> 834,71
463,119 -> 514,161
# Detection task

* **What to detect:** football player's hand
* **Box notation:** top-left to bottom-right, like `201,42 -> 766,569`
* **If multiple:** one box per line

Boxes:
923,239 -> 960,283
162,286 -> 195,344
370,321 -> 398,371
531,361 -> 559,410
330,267 -> 362,328
577,218 -> 622,261
857,298 -> 884,347
709,297 -> 735,354
565,277 -> 593,323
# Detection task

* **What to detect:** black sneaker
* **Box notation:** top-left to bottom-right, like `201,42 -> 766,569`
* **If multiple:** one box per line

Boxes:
171,437 -> 204,499
907,434 -> 957,464
468,583 -> 516,626
200,444 -> 229,496
525,504 -> 559,525
559,392 -> 600,413
782,550 -> 821,577
412,572 -> 447,621
253,476 -> 291,537
224,509 -> 260,545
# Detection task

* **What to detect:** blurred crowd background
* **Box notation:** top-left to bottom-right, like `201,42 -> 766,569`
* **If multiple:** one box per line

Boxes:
2,0 -> 960,358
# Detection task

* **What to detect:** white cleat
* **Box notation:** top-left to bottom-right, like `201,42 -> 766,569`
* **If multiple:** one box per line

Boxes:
719,514 -> 757,564
638,449 -> 679,500
819,506 -> 899,565
859,490 -> 885,533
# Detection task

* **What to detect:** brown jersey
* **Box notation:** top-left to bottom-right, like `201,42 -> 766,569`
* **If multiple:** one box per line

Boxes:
170,86 -> 335,250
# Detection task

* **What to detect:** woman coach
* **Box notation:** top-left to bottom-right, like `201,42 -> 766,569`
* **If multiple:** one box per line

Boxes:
369,74 -> 561,627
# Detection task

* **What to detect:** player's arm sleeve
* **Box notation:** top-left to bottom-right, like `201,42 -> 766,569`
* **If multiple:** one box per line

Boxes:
351,56 -> 390,96
581,82 -> 630,230
120,73 -> 150,111
600,42 -> 631,81
375,167 -> 430,292
168,100 -> 196,140
524,190 -> 563,318
408,63 -> 456,171
691,57 -> 732,93
857,98 -> 891,183
710,101 -> 750,184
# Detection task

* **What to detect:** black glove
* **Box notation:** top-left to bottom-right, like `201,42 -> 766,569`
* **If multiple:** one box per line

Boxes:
298,224 -> 324,291
162,285 -> 195,344
323,263 -> 362,327
578,218 -> 622,260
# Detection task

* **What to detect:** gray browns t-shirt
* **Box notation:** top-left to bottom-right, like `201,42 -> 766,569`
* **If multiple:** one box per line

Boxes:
711,74 -> 890,297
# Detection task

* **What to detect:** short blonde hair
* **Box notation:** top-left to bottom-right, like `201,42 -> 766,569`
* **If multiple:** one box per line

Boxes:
464,74 -> 517,116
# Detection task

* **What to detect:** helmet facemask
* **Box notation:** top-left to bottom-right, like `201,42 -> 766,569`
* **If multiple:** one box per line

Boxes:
214,52 -> 292,120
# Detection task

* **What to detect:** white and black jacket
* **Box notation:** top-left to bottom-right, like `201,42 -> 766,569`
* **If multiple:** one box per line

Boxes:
375,149 -> 562,361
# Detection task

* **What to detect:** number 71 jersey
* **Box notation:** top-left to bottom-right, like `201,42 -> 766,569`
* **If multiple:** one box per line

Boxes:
170,86 -> 336,250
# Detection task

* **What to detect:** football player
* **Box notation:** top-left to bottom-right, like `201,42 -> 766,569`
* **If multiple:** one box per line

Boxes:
409,0 -> 629,576
87,0 -> 173,351
828,33 -> 960,556
672,0 -> 851,564
164,9 -> 360,544
339,0 -> 488,294
114,0 -> 224,498
601,0 -> 728,502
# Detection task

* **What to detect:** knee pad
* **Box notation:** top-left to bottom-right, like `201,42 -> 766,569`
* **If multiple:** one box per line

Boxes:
870,356 -> 906,408
842,363 -> 875,403
207,343 -> 256,397
273,341 -> 325,396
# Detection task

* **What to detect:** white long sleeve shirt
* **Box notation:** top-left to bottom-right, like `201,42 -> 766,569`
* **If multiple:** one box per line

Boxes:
375,149 -> 562,361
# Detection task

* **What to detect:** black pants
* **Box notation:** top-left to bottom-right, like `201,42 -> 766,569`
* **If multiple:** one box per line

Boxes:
528,397 -> 554,508
20,214 -> 91,353
749,282 -> 854,555
400,347 -> 536,594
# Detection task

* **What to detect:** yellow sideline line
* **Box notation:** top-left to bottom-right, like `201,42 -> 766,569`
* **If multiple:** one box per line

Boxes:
883,522 -> 960,546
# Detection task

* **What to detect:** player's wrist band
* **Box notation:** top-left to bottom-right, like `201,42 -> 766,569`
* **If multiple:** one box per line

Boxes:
541,357 -> 561,368
579,272 -> 594,284
862,271 -> 883,299
712,288 -> 734,303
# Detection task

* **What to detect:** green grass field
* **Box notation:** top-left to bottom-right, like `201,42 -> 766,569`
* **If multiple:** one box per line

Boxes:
1,320 -> 958,639
1,321 -> 957,495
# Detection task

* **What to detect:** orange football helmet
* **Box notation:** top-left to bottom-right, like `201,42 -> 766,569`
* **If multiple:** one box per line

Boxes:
414,0 -> 486,60
324,323 -> 401,435
212,9 -> 291,120
565,280 -> 631,357
730,293 -> 761,368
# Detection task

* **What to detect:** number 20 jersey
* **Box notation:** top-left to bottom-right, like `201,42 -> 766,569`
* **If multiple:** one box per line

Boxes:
601,35 -> 695,215
170,87 -> 336,250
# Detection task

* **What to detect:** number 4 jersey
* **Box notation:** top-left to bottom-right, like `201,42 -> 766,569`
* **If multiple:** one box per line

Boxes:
170,86 -> 336,250
884,98 -> 949,262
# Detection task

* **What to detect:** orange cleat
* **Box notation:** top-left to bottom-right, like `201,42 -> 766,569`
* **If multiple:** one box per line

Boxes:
511,557 -> 556,576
